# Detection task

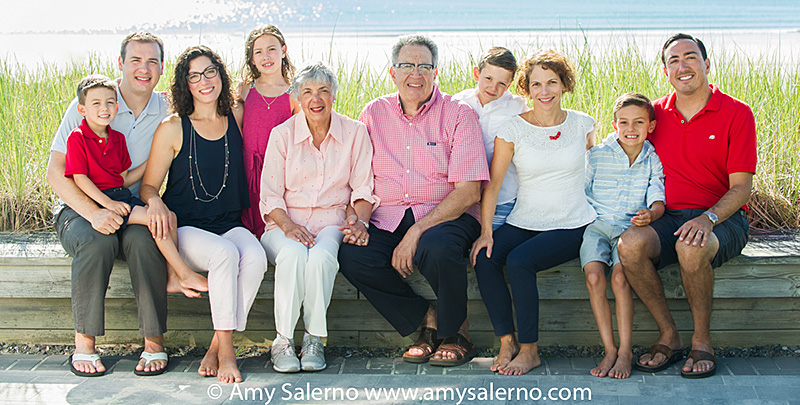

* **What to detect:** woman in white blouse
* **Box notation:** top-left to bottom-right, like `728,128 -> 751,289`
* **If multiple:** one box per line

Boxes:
470,49 -> 596,376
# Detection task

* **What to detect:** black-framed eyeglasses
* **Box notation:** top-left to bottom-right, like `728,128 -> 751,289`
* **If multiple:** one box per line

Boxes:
186,65 -> 219,83
393,63 -> 435,75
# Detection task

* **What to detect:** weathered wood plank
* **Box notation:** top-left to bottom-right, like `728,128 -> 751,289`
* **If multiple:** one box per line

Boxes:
0,264 -> 357,300
1,297 -> 796,336
3,259 -> 798,299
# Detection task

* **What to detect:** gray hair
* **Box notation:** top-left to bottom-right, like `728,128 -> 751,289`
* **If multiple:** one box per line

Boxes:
391,34 -> 438,67
291,61 -> 338,99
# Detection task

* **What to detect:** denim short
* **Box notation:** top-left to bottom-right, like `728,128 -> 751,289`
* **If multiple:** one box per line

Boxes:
492,200 -> 516,231
101,187 -> 145,229
649,208 -> 749,269
580,219 -> 627,272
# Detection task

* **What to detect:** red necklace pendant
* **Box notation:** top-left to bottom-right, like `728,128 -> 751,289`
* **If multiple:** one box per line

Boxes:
549,131 -> 561,140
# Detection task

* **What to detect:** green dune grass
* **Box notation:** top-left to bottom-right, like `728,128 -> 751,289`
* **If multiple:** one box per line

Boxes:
1,44 -> 798,231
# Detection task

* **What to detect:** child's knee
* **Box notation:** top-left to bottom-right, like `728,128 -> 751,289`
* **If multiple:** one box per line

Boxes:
610,264 -> 629,289
583,263 -> 607,290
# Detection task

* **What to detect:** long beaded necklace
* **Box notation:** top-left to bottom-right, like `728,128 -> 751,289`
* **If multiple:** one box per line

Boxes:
530,110 -> 566,140
188,119 -> 229,202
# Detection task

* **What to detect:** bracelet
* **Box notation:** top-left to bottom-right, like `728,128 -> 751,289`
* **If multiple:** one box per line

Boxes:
357,219 -> 369,229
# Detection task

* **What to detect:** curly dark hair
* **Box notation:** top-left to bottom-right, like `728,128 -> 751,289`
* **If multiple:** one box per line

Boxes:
171,45 -> 233,117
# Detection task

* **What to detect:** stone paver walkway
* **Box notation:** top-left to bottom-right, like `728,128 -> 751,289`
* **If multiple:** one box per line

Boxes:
1,354 -> 799,404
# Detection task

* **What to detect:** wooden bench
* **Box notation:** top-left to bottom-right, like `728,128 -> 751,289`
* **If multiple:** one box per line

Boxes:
1,230 -> 798,348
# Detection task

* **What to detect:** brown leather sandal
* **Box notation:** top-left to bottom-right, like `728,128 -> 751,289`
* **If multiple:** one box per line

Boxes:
402,327 -> 440,363
633,343 -> 684,373
429,332 -> 477,367
680,350 -> 717,379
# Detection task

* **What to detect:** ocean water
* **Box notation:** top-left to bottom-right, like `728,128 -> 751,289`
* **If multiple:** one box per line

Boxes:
2,0 -> 800,70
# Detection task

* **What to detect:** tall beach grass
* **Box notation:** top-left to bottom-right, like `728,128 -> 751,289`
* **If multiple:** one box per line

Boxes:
1,41 -> 798,231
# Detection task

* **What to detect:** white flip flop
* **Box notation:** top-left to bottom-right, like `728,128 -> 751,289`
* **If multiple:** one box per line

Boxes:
133,351 -> 169,376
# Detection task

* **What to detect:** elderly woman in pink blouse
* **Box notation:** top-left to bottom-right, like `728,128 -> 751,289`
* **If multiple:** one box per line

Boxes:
260,62 -> 377,373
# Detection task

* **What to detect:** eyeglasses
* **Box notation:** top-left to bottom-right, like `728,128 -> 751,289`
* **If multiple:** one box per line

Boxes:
393,63 -> 435,75
187,65 -> 219,84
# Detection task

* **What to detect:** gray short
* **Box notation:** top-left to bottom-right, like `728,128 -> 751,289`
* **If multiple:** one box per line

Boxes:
580,219 -> 627,271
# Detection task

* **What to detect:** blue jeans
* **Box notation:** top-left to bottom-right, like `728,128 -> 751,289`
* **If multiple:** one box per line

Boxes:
473,223 -> 587,343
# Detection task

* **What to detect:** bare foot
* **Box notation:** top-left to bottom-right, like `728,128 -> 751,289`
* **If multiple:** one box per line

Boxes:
73,332 -> 105,375
491,335 -> 519,372
179,271 -> 208,293
500,345 -> 541,376
199,334 -> 219,377
167,269 -> 202,298
609,351 -> 632,379
136,336 -> 168,374
217,352 -> 242,383
591,352 -> 617,377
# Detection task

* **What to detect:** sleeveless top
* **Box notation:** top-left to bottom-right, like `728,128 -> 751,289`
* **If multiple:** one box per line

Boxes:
496,110 -> 597,231
162,114 -> 249,235
241,86 -> 292,237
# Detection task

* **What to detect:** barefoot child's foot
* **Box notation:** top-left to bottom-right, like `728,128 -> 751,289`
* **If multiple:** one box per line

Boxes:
591,351 -> 617,377
178,271 -> 208,294
609,350 -> 632,379
167,266 -> 202,298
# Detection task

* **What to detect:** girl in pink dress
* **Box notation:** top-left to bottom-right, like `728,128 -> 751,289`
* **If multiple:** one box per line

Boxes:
237,25 -> 299,238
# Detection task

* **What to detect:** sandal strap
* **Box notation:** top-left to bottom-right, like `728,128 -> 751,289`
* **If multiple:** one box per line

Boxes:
437,333 -> 473,358
72,353 -> 101,364
686,350 -> 716,363
646,343 -> 676,359
139,351 -> 168,366
407,327 -> 438,355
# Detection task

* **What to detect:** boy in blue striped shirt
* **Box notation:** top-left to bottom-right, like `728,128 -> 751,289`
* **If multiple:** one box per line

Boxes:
582,93 -> 666,379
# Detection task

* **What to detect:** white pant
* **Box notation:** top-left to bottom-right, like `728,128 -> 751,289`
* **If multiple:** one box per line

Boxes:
177,226 -> 267,331
261,225 -> 343,337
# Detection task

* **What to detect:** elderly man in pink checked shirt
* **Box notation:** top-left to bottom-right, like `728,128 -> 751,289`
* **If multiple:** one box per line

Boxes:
339,34 -> 489,367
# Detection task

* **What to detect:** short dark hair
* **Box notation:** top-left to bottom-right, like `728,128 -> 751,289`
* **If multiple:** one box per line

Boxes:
170,46 -> 233,117
661,33 -> 707,66
76,74 -> 118,105
478,47 -> 517,75
120,31 -> 164,63
516,49 -> 575,99
612,92 -> 655,121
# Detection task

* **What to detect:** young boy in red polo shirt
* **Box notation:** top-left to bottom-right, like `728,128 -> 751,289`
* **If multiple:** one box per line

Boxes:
65,74 -> 208,295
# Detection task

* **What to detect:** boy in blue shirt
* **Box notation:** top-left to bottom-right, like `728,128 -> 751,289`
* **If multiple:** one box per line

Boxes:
582,93 -> 666,379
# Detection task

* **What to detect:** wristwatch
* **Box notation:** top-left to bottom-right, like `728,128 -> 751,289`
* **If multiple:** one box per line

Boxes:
702,211 -> 718,226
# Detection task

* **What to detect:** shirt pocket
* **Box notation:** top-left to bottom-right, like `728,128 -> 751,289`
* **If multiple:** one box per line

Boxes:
423,142 -> 449,179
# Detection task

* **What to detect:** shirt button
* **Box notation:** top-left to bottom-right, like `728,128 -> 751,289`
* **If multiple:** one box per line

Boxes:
406,146 -> 410,150
681,120 -> 685,123
404,194 -> 409,197
408,122 -> 412,126
406,170 -> 410,173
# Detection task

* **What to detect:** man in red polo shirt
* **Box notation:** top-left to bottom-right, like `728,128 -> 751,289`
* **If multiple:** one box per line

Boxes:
619,33 -> 756,379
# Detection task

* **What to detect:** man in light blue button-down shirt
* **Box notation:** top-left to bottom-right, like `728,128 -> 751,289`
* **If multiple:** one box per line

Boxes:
580,93 -> 665,379
46,32 -> 171,377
